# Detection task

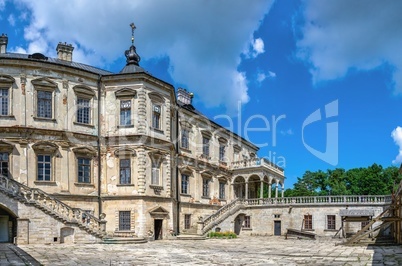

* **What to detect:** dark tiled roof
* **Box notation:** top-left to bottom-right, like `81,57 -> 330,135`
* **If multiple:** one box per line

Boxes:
0,53 -> 113,75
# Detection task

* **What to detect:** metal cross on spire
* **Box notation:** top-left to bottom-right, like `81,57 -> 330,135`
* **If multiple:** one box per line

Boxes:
130,22 -> 136,45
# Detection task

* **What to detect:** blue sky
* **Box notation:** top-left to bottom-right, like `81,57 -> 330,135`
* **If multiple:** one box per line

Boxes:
2,0 -> 402,189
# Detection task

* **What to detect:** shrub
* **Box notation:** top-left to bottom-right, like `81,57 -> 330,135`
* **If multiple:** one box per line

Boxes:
208,231 -> 237,239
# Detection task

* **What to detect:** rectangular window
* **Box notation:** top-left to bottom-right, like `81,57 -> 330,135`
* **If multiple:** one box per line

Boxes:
0,88 -> 9,116
119,211 -> 131,231
243,216 -> 251,228
77,157 -> 91,183
181,174 -> 189,194
120,100 -> 131,126
37,90 -> 52,118
184,214 -> 191,230
181,129 -> 189,149
151,162 -> 160,185
219,145 -> 225,161
152,104 -> 161,129
77,98 -> 90,124
202,178 -> 209,197
0,152 -> 9,177
202,137 -> 209,157
119,159 -> 131,184
37,154 -> 51,181
304,214 -> 313,230
361,220 -> 370,229
219,181 -> 225,199
327,215 -> 336,230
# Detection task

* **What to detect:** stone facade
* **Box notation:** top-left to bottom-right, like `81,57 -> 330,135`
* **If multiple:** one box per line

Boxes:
0,31 -> 394,244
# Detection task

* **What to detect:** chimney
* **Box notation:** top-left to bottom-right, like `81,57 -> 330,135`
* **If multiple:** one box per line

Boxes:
177,88 -> 193,105
0,34 -> 8,54
56,42 -> 74,61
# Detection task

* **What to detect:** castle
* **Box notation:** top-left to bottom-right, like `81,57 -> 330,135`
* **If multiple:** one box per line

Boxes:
0,27 -> 400,245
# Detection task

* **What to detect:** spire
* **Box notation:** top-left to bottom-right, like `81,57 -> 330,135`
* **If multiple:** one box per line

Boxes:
124,22 -> 141,66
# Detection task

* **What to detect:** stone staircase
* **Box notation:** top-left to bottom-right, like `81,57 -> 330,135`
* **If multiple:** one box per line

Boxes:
0,175 -> 106,239
201,198 -> 245,235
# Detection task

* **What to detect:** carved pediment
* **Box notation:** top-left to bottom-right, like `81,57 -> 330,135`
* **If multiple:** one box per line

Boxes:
0,75 -> 15,85
31,77 -> 57,89
149,206 -> 169,216
114,147 -> 136,157
115,88 -> 136,98
32,141 -> 59,153
73,85 -> 95,97
179,165 -> 193,175
200,170 -> 213,178
148,92 -> 165,103
0,140 -> 14,152
72,146 -> 97,156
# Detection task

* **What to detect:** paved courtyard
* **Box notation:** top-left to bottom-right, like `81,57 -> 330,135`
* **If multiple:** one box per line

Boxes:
15,236 -> 402,265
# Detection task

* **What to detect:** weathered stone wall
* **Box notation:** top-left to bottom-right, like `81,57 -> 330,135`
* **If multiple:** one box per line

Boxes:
0,193 -> 100,244
217,204 -> 386,237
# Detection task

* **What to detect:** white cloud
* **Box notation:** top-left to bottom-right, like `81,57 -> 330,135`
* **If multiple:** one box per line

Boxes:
257,70 -> 276,83
296,0 -> 402,93
244,37 -> 265,59
391,126 -> 402,165
8,14 -> 15,26
10,0 -> 274,112
0,0 -> 5,11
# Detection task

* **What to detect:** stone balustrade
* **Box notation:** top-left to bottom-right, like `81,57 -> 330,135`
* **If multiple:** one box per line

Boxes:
243,195 -> 392,206
231,158 -> 284,175
0,175 -> 105,237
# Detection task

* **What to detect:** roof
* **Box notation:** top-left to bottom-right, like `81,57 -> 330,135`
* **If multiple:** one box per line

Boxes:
177,101 -> 259,151
0,52 -> 113,75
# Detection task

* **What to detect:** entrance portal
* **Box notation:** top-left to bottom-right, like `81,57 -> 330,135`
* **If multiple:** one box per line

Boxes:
274,221 -> 281,236
0,216 -> 9,242
154,219 -> 163,240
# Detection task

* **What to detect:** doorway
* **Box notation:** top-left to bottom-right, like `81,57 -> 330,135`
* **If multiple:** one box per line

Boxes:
274,221 -> 281,236
0,216 -> 9,242
234,215 -> 243,235
154,219 -> 163,240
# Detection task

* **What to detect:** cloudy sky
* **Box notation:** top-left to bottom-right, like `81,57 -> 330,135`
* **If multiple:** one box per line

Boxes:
2,0 -> 402,188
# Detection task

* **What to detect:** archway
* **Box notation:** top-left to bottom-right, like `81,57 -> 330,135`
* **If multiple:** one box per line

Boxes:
234,213 -> 246,235
248,175 -> 260,199
0,205 -> 17,243
233,176 -> 246,199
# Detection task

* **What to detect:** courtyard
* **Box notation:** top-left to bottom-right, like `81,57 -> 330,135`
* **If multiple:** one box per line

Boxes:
13,236 -> 402,265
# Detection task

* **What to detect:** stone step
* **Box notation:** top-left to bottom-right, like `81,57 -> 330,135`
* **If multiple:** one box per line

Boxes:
176,234 -> 206,240
103,237 -> 147,244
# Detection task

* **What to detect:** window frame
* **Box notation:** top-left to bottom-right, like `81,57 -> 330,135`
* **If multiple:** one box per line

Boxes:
119,100 -> 132,126
77,157 -> 91,184
36,90 -> 53,119
184,214 -> 191,230
202,136 -> 210,157
73,85 -> 95,126
152,104 -> 161,130
37,154 -> 52,181
115,88 -> 136,128
118,211 -> 131,231
219,181 -> 225,199
202,177 -> 210,198
243,215 -> 251,229
181,129 -> 189,149
32,78 -> 57,121
304,214 -> 313,230
0,75 -> 15,117
327,215 -> 336,230
181,174 -> 189,194
0,152 -> 9,177
119,158 -> 131,185
0,88 -> 9,116
219,144 -> 225,162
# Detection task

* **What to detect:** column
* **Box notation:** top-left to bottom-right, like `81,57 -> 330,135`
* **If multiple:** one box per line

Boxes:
245,182 -> 248,199
281,184 -> 285,198
268,182 -> 272,198
275,181 -> 279,198
260,181 -> 264,199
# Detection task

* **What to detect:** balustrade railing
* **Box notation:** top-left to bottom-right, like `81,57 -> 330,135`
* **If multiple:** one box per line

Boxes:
243,195 -> 392,206
202,198 -> 243,234
231,158 -> 284,175
0,175 -> 105,237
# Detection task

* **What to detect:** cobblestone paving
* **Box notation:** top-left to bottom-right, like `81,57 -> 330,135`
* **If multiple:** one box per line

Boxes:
0,243 -> 41,266
18,236 -> 402,265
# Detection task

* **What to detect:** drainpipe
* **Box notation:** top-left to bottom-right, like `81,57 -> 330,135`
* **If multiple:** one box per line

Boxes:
97,75 -> 102,218
175,106 -> 180,235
